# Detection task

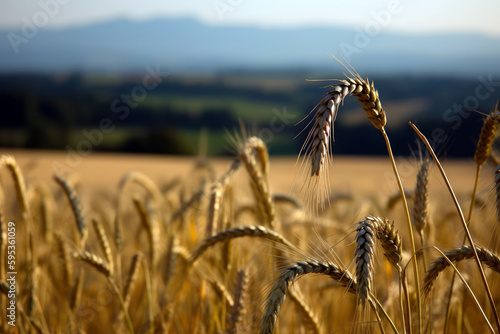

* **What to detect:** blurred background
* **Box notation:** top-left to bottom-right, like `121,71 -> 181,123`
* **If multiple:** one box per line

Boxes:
1,0 -> 500,157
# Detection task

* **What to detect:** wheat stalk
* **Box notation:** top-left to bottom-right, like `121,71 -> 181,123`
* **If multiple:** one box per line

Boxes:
189,225 -> 294,264
161,235 -> 176,287
495,165 -> 500,223
123,253 -> 142,309
226,268 -> 249,334
0,155 -> 29,219
354,216 -> 378,305
260,260 -> 356,334
206,182 -> 223,238
235,136 -> 275,228
133,198 -> 158,267
207,277 -> 234,307
92,218 -> 114,276
54,175 -> 87,247
413,156 -> 430,238
55,233 -> 73,287
70,270 -> 84,315
375,217 -> 403,267
424,245 -> 500,296
474,103 -> 500,167
206,159 -> 240,238
33,184 -> 53,244
73,250 -> 112,277
299,76 -> 386,203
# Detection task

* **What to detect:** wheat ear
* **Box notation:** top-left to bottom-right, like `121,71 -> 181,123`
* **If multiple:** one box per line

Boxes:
161,235 -> 176,287
133,198 -> 158,267
413,156 -> 430,238
424,245 -> 500,296
189,225 -> 293,264
474,103 -> 500,167
260,260 -> 356,334
206,183 -> 223,238
300,76 -> 386,175
495,165 -> 500,223
207,277 -> 234,307
375,217 -> 403,267
33,184 -> 53,244
55,233 -> 73,286
123,253 -> 142,310
355,216 -> 378,305
226,268 -> 249,334
73,250 -> 112,277
92,218 -> 114,276
236,136 -> 275,228
54,175 -> 87,247
0,155 -> 29,218
206,159 -> 240,238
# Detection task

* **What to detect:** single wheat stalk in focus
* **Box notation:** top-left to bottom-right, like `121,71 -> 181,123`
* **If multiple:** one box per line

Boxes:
298,71 -> 386,208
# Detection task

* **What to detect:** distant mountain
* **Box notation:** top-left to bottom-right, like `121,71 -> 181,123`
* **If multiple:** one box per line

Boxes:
1,17 -> 499,76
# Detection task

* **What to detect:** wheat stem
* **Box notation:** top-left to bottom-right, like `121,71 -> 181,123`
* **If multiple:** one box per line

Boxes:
381,127 -> 421,332
444,163 -> 481,333
410,122 -> 500,333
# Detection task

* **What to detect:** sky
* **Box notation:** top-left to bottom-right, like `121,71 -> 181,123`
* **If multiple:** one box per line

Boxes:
1,0 -> 500,36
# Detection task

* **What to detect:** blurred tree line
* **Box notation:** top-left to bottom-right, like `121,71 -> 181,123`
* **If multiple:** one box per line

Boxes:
0,72 -> 497,157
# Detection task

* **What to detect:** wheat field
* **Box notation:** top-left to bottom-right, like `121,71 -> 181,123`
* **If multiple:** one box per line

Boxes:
1,75 -> 500,334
